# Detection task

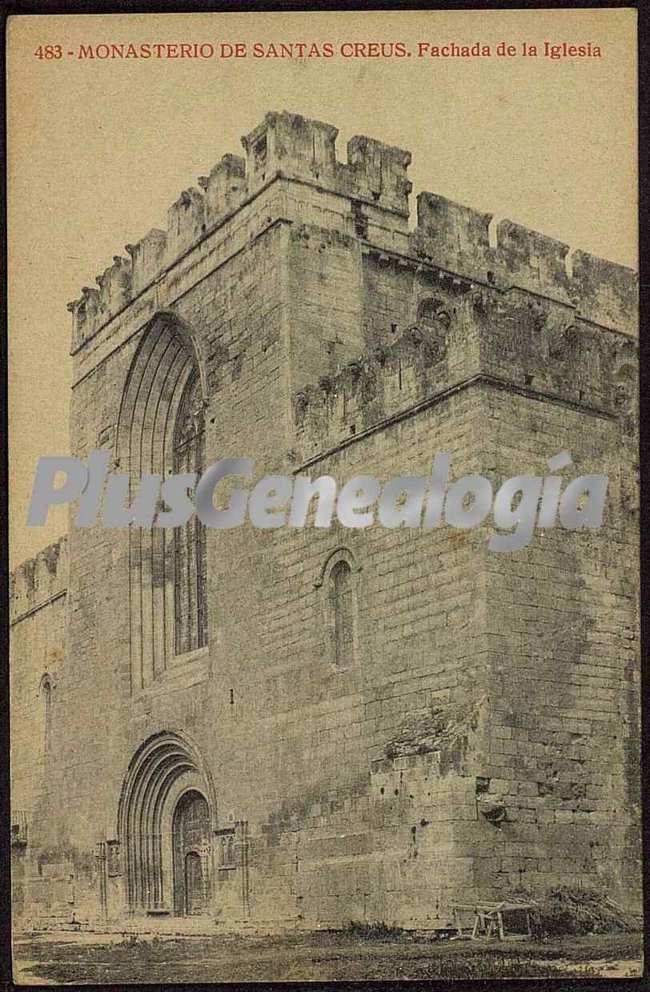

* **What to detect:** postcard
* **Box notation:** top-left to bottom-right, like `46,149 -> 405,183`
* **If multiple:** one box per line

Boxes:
8,7 -> 641,983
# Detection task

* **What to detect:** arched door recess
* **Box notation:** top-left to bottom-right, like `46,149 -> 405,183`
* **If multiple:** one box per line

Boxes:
117,731 -> 216,915
172,790 -> 211,915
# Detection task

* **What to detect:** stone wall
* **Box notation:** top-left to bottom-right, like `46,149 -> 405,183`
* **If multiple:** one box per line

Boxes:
10,538 -> 68,919
480,387 -> 639,907
11,110 -> 639,929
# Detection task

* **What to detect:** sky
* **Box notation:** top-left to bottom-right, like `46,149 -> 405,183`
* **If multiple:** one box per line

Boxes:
8,8 -> 637,566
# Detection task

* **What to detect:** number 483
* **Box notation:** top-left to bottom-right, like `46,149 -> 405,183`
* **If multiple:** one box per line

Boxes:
34,45 -> 63,59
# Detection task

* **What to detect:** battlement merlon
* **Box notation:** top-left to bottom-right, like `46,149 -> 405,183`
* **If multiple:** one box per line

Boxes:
241,111 -> 339,189
66,109 -> 637,351
240,111 -> 412,217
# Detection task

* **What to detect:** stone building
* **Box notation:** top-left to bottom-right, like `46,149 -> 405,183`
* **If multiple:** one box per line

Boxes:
10,111 -> 640,930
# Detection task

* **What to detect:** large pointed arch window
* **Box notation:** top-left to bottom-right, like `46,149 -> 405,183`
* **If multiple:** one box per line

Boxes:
117,314 -> 208,691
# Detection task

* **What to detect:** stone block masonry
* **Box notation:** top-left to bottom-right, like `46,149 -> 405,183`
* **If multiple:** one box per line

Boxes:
10,109 -> 639,930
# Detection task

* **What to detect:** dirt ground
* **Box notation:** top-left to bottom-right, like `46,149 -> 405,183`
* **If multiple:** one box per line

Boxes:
12,928 -> 644,985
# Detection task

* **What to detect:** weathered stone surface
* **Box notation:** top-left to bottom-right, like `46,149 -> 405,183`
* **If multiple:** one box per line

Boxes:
11,111 -> 640,931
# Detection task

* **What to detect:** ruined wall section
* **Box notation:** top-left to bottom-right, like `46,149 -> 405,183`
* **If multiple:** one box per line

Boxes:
10,539 -> 68,919
10,538 -> 68,822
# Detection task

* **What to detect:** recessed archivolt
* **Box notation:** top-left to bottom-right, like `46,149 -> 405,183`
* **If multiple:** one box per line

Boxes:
117,731 -> 216,912
116,313 -> 207,691
116,312 -> 206,475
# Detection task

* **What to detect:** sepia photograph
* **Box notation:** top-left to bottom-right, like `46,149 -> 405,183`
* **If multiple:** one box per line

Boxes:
7,6 -> 642,983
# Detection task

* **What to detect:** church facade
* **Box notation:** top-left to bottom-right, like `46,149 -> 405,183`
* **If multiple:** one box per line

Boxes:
10,111 -> 640,930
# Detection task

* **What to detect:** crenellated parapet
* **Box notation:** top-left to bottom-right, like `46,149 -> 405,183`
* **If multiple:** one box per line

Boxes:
165,187 -> 206,263
67,110 -> 413,352
10,537 -> 68,625
240,111 -> 411,216
570,249 -> 637,334
411,192 -> 637,334
293,270 -> 638,462
96,255 -> 132,313
67,110 -> 636,355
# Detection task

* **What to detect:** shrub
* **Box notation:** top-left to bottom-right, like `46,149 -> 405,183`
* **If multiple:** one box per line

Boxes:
345,920 -> 404,941
513,885 -> 640,940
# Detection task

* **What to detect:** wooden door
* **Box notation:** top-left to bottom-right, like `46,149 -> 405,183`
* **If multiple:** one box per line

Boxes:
172,791 -> 211,915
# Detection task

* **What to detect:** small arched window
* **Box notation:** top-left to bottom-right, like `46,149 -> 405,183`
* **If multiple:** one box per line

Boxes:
40,675 -> 53,755
330,560 -> 354,668
319,551 -> 359,669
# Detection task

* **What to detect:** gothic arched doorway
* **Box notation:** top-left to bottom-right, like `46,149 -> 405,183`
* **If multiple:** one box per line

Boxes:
117,732 -> 216,916
172,790 -> 211,915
